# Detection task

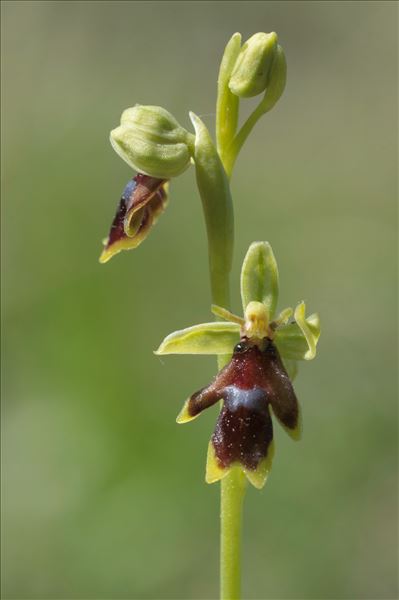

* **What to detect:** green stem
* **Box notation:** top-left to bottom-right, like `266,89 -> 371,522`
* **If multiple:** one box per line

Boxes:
215,99 -> 249,597
225,101 -> 267,175
191,32 -> 287,600
220,468 -> 247,600
191,71 -> 252,595
215,225 -> 246,600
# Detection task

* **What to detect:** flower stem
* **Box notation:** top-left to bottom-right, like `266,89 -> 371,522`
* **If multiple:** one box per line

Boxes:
214,121 -> 247,599
194,43 -> 261,594
220,468 -> 247,600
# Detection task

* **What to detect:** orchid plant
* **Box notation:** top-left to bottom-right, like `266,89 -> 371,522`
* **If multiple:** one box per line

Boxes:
100,31 -> 321,600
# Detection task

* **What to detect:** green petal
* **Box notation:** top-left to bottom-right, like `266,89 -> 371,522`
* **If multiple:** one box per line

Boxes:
274,305 -> 320,360
155,322 -> 240,355
272,307 -> 293,327
295,303 -> 320,360
211,304 -> 244,325
240,241 -> 279,319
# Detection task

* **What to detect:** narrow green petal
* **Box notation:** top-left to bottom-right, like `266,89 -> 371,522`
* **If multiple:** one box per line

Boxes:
295,303 -> 320,360
211,304 -> 244,325
272,307 -> 293,328
274,307 -> 320,360
240,241 -> 279,318
155,322 -> 240,355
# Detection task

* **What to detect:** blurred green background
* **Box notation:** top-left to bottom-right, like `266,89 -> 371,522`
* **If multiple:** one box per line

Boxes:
2,1 -> 397,599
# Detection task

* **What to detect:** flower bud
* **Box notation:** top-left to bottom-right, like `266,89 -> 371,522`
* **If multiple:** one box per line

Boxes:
110,105 -> 194,179
229,32 -> 278,98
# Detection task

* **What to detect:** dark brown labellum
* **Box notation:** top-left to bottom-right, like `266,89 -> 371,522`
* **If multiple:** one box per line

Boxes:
185,337 -> 300,480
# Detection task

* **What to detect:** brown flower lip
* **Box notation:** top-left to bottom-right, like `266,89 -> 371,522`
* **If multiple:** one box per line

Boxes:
184,337 -> 300,483
99,173 -> 169,263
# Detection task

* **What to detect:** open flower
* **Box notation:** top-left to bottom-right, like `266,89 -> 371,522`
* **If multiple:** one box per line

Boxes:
156,242 -> 320,488
99,173 -> 169,263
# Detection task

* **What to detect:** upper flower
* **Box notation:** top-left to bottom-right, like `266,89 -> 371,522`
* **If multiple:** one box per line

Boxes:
156,242 -> 320,489
100,106 -> 196,264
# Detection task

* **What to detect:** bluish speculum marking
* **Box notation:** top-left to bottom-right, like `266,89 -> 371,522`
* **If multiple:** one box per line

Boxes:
224,385 -> 268,413
121,178 -> 137,203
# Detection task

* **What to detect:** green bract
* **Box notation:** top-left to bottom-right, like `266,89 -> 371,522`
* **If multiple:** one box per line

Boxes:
190,112 -> 234,308
156,241 -> 321,378
216,32 -> 242,157
110,105 -> 194,179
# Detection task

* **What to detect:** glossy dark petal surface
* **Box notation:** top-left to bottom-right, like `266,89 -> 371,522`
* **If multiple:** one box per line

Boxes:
188,337 -> 300,471
212,387 -> 273,470
187,384 -> 222,418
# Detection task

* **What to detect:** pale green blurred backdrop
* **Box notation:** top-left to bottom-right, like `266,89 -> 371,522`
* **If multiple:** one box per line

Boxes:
1,2 -> 397,599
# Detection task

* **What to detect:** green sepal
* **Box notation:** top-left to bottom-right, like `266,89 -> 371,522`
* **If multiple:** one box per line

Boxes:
155,322 -> 240,355
240,241 -> 279,318
257,44 -> 287,115
229,32 -> 278,99
110,105 -> 194,179
282,358 -> 298,381
274,305 -> 320,360
206,441 -> 274,490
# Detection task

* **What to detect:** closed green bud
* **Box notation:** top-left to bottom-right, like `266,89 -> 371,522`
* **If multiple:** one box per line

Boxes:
110,105 -> 194,179
229,32 -> 278,98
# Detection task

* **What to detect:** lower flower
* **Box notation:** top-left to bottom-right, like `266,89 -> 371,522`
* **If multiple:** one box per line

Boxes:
178,336 -> 300,489
156,241 -> 320,490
